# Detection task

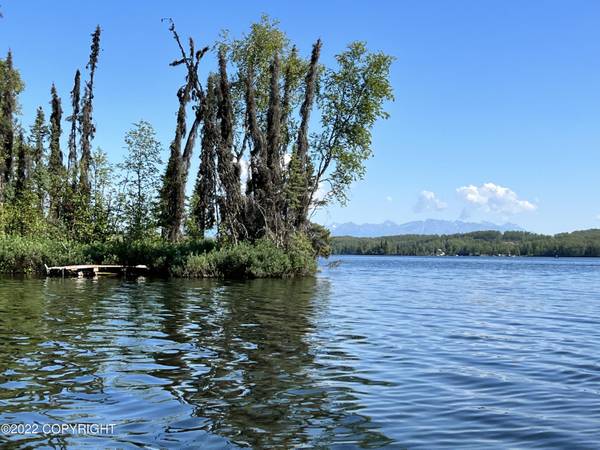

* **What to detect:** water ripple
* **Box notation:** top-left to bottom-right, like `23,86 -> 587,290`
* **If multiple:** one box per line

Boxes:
0,257 -> 600,448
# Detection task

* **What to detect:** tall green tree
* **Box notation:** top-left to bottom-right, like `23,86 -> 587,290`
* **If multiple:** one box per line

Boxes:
217,16 -> 309,243
89,147 -> 114,239
30,107 -> 46,168
215,48 -> 245,244
308,42 -> 394,213
190,76 -> 218,238
29,106 -> 48,212
79,26 -> 101,199
14,131 -> 27,198
48,83 -> 64,219
215,17 -> 393,244
120,120 -> 163,239
159,77 -> 192,241
62,69 -> 81,230
72,147 -> 112,242
67,70 -> 80,187
5,132 -> 45,237
0,51 -> 23,195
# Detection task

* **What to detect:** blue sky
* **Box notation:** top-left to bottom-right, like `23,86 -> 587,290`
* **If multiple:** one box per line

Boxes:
1,0 -> 599,234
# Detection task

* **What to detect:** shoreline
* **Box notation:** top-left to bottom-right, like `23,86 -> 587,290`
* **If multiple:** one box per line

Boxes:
0,236 -> 318,278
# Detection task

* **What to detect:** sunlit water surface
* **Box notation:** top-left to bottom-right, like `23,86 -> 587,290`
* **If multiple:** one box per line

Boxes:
1,256 -> 600,448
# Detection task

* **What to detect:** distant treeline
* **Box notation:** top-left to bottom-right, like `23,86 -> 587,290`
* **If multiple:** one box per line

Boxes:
331,229 -> 600,257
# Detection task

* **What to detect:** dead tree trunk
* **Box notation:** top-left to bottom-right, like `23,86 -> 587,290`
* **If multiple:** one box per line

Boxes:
159,19 -> 207,241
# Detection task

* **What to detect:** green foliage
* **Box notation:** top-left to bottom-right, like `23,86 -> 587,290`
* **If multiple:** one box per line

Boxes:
0,53 -> 24,92
332,229 -> 600,257
119,121 -> 163,239
313,42 -> 394,207
212,16 -> 393,243
0,236 -> 87,273
78,26 -> 101,199
0,51 -> 23,188
0,19 -> 392,279
178,234 -> 316,278
0,233 -> 316,278
70,147 -> 115,242
28,107 -> 49,212
84,237 -> 216,274
222,14 -> 298,115
189,79 -> 217,238
0,191 -> 47,237
306,222 -> 332,257
284,152 -> 304,212
287,232 -> 319,274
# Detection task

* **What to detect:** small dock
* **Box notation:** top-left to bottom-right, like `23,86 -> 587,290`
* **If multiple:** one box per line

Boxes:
45,264 -> 149,278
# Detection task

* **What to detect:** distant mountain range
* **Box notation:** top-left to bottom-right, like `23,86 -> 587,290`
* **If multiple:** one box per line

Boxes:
329,219 -> 525,237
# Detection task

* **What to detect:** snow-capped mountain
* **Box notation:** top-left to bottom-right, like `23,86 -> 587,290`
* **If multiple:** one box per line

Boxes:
329,219 -> 524,237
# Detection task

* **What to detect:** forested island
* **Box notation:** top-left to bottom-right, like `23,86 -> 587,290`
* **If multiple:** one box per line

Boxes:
0,16 -> 393,276
332,229 -> 600,257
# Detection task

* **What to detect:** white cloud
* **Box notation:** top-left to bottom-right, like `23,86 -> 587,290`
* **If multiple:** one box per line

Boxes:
239,158 -> 250,187
414,190 -> 447,213
595,214 -> 600,221
313,182 -> 328,205
386,196 -> 393,202
283,153 -> 292,168
456,182 -> 536,215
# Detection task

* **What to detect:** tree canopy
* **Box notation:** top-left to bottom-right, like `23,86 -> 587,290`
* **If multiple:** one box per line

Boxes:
158,16 -> 394,249
0,17 -> 393,271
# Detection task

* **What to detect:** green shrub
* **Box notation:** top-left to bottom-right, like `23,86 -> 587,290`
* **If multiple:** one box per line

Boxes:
177,236 -> 317,278
0,236 -> 88,273
176,252 -> 218,278
83,237 -> 216,274
287,233 -> 318,276
0,234 -> 318,278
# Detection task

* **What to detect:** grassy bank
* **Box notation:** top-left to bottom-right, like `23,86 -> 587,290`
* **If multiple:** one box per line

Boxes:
0,234 -> 317,278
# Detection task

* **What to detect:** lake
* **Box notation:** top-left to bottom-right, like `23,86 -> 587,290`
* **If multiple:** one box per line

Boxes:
1,256 -> 600,448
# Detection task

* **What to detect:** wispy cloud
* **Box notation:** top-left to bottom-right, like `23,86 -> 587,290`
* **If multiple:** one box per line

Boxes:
386,196 -> 393,202
457,182 -> 536,215
413,190 -> 447,213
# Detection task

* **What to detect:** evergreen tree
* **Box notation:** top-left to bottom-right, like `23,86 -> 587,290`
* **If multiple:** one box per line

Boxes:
215,48 -> 245,243
159,79 -> 191,241
79,26 -> 101,199
191,76 -> 218,238
29,106 -> 48,211
0,51 -> 21,192
30,107 -> 46,168
67,70 -> 80,186
14,131 -> 26,198
63,69 -> 81,230
48,84 -> 64,219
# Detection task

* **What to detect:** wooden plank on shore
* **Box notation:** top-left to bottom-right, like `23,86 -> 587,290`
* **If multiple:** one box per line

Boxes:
45,264 -> 149,278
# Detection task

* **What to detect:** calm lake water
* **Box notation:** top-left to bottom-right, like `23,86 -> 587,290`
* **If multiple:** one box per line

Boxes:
1,256 -> 600,449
